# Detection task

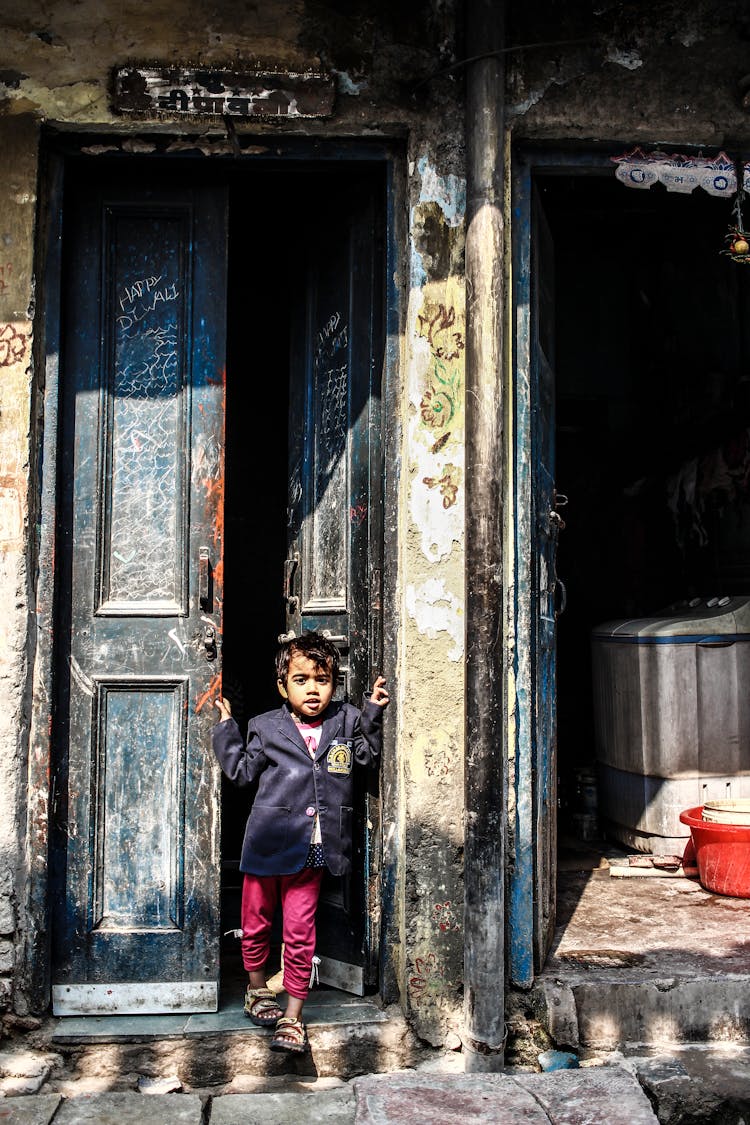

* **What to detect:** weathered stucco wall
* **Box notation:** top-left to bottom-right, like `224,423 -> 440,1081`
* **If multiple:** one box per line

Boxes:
5,0 -> 747,1046
0,114 -> 39,1016
398,153 -> 466,1045
506,0 -> 750,146
0,0 -> 459,129
0,0 -> 469,1043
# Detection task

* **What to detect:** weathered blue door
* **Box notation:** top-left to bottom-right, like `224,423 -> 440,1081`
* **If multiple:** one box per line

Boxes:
530,188 -> 559,970
284,175 -> 384,993
510,172 -> 560,984
51,163 -> 227,1015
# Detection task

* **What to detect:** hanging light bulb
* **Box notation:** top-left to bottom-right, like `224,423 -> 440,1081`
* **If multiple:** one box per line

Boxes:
722,158 -> 750,262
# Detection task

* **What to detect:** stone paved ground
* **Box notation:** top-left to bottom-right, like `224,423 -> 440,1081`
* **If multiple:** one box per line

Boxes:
5,1042 -> 750,1122
0,1064 -> 659,1124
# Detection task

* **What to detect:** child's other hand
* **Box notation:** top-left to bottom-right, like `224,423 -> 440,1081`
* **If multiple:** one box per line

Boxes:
214,696 -> 233,722
370,676 -> 390,708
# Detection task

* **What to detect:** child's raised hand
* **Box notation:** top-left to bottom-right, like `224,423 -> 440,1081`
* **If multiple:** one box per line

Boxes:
214,696 -> 233,722
370,676 -> 390,708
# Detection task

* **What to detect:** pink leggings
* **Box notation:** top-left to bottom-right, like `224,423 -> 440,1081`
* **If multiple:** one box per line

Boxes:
240,868 -> 324,1000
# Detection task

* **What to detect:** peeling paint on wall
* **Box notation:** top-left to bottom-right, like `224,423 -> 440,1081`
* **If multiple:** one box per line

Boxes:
0,322 -> 30,552
408,288 -> 465,561
417,155 -> 465,227
606,48 -> 643,70
406,577 -> 464,661
399,150 -> 467,1044
407,161 -> 465,565
406,727 -> 462,825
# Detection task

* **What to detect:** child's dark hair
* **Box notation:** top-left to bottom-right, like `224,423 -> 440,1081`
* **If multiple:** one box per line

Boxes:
275,631 -> 340,683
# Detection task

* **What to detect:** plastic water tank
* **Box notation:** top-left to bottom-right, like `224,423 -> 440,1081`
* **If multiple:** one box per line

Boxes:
591,596 -> 750,852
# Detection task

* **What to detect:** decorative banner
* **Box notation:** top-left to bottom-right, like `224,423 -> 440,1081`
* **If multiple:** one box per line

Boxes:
612,148 -> 750,197
113,67 -> 335,119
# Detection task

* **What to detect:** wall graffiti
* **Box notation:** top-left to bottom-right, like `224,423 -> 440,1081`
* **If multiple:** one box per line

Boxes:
416,301 -> 464,433
116,275 -> 181,334
433,900 -> 461,933
315,311 -> 349,471
0,324 -> 26,367
108,315 -> 183,604
408,952 -> 447,997
350,502 -> 367,527
422,463 -> 459,509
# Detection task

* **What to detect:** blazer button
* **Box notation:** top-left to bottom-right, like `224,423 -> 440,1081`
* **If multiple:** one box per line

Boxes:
314,764 -> 321,772
305,806 -> 316,817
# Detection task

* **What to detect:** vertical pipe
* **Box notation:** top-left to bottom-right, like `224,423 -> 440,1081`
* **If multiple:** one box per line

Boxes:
463,0 -> 506,1072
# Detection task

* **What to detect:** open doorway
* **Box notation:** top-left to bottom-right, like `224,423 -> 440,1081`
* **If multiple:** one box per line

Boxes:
49,151 -> 386,1015
542,173 -> 750,858
509,154 -> 750,987
219,168 -> 291,989
511,167 -> 750,1037
220,162 -> 387,999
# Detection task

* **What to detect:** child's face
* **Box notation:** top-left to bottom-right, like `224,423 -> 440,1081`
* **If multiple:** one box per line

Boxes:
279,651 -> 334,720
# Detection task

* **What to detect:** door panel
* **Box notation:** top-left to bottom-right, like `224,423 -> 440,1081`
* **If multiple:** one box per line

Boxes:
52,165 -> 227,1015
531,187 -> 559,969
285,177 -> 384,993
509,170 -> 560,985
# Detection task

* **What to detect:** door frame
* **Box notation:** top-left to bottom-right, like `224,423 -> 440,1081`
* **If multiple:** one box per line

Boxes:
508,146 -> 618,988
25,132 -> 405,1012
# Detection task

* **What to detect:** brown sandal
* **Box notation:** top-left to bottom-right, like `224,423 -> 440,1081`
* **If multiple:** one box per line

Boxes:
244,987 -> 283,1027
270,1015 -> 308,1053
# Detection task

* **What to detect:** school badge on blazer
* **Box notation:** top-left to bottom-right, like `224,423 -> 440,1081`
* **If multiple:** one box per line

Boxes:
326,741 -> 353,775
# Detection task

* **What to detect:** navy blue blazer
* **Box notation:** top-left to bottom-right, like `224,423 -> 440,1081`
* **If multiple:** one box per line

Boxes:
212,699 -> 383,877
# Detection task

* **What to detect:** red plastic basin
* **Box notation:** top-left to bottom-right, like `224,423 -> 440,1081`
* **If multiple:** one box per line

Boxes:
680,806 -> 750,898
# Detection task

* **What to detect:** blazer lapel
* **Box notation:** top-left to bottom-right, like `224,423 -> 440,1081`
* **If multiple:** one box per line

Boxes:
276,707 -> 310,755
314,707 -> 346,763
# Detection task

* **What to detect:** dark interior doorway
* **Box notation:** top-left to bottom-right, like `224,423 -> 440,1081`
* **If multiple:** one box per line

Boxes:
219,163 -> 386,989
219,169 -> 291,953
539,173 -> 750,849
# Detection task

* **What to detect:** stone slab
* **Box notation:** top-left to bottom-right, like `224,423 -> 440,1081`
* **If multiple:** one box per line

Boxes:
186,999 -> 386,1035
571,977 -> 750,1047
353,1067 -> 659,1124
52,1092 -> 203,1123
207,1076 -> 348,1096
0,1096 -> 61,1125
551,870 -> 750,978
210,1089 -> 355,1124
52,991 -> 387,1042
517,1067 -> 659,1123
538,866 -> 750,1048
625,1044 -> 750,1122
51,1014 -> 190,1044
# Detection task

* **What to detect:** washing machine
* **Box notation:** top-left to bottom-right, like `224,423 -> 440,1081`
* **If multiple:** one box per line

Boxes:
591,596 -> 750,852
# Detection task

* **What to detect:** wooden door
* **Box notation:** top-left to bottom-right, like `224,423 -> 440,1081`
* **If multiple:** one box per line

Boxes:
284,174 -> 384,994
530,186 -> 560,970
509,169 -> 561,985
51,163 -> 227,1015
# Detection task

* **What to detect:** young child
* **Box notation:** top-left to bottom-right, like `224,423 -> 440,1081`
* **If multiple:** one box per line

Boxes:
212,631 -> 389,1053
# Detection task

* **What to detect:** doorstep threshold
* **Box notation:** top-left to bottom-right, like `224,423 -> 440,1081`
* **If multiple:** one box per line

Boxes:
51,989 -> 387,1045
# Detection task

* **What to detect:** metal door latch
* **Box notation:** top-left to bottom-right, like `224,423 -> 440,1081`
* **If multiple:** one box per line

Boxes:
199,546 -> 213,612
203,624 -> 217,661
283,552 -> 300,614
321,629 -> 349,647
550,491 -> 568,531
554,578 -> 568,618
